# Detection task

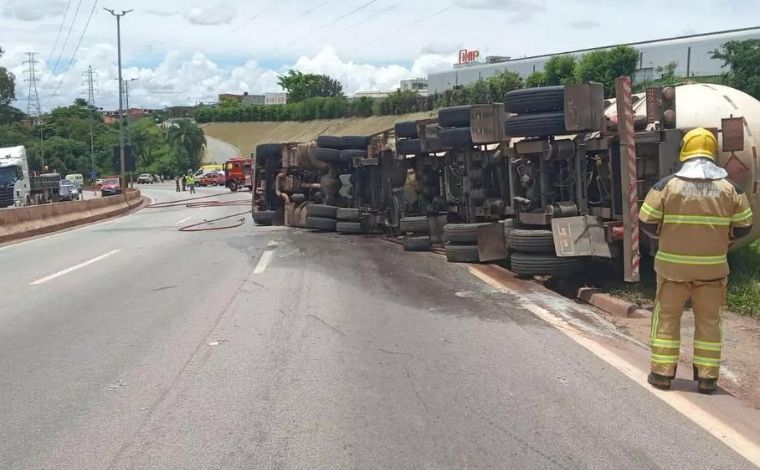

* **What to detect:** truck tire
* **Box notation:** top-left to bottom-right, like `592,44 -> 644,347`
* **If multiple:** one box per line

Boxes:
443,223 -> 490,244
336,208 -> 361,221
256,143 -> 283,157
509,252 -> 584,277
315,147 -> 341,163
505,112 -> 569,137
505,86 -> 565,114
252,210 -> 275,226
307,216 -> 337,231
396,138 -> 424,155
439,127 -> 473,148
228,181 -> 238,192
399,216 -> 429,234
317,135 -> 343,149
403,236 -> 432,252
507,229 -> 556,254
308,204 -> 339,219
446,244 -> 480,263
339,149 -> 367,163
336,221 -> 362,234
341,135 -> 370,150
439,105 -> 471,128
395,121 -> 418,139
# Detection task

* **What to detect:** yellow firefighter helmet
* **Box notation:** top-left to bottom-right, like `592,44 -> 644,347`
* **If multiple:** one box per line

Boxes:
680,127 -> 718,162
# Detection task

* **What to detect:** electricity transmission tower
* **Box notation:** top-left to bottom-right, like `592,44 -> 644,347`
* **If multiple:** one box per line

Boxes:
23,52 -> 43,117
83,66 -> 98,179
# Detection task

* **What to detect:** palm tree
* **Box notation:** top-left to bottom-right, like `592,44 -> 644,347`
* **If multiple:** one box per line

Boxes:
167,119 -> 206,171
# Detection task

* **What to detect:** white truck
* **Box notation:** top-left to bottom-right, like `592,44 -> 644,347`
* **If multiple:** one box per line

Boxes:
0,145 -> 61,208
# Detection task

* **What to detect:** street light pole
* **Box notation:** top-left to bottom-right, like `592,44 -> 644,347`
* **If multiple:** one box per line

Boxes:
104,8 -> 132,192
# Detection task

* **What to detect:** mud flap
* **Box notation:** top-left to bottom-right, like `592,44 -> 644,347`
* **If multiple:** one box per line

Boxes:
476,223 -> 508,262
551,216 -> 615,258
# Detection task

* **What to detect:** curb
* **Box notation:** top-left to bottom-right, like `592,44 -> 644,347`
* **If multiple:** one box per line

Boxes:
577,287 -> 650,319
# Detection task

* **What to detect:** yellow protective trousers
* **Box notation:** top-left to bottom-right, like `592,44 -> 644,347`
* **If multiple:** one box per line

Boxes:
651,275 -> 726,380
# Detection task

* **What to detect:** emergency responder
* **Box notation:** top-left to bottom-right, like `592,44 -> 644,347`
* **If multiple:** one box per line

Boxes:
639,128 -> 753,394
188,174 -> 196,194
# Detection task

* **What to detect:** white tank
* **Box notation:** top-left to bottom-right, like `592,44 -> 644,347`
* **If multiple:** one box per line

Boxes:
673,83 -> 760,248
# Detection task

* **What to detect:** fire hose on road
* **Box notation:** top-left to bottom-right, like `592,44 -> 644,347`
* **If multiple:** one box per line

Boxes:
146,193 -> 251,232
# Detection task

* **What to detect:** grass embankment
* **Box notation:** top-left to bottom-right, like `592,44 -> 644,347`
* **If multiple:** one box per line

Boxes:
609,243 -> 760,318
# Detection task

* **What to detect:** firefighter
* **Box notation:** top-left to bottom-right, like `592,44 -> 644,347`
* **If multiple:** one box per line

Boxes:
639,127 -> 753,394
188,174 -> 196,194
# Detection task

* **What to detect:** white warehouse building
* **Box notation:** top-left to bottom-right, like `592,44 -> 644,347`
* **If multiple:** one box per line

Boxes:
428,27 -> 760,94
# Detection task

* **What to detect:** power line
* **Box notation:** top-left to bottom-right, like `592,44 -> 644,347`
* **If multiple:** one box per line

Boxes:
358,3 -> 459,49
334,0 -> 405,35
48,0 -> 74,63
257,0 -> 335,38
230,0 -> 280,33
23,52 -> 43,118
284,0 -> 380,47
51,0 -> 84,74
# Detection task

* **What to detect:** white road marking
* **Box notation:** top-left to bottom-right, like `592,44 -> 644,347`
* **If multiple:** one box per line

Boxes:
253,241 -> 278,274
30,250 -> 122,286
468,266 -> 760,467
175,216 -> 192,225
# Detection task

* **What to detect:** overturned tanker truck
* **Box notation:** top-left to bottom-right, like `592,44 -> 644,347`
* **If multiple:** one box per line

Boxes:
251,79 -> 760,282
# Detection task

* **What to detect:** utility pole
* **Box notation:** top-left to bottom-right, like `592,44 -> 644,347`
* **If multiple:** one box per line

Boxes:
123,78 -> 137,147
23,52 -> 44,169
83,66 -> 98,181
104,8 -> 132,192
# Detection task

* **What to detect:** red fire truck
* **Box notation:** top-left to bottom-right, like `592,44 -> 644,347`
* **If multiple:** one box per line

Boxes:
223,157 -> 253,192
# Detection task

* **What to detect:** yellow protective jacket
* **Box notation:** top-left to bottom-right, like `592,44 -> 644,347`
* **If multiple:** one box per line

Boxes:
640,173 -> 753,281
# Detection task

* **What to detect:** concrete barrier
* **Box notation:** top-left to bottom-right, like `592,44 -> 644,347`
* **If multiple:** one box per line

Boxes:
0,189 -> 143,243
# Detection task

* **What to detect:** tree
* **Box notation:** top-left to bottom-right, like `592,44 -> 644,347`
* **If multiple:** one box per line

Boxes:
167,119 -> 206,172
543,55 -> 577,86
525,71 -> 547,88
576,45 -> 639,97
486,71 -> 524,101
0,47 -> 15,107
712,39 -> 760,100
277,70 -> 344,103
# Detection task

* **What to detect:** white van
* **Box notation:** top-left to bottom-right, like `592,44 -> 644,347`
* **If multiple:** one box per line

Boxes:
65,173 -> 84,188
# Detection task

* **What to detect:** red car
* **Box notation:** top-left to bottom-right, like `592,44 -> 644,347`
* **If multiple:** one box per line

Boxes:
199,172 -> 226,186
100,178 -> 122,197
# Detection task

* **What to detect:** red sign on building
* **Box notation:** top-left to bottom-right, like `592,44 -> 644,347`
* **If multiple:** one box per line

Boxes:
458,49 -> 480,64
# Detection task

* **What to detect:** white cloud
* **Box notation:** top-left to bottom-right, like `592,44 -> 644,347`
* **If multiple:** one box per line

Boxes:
183,2 -> 237,26
570,20 -> 600,29
3,0 -> 66,21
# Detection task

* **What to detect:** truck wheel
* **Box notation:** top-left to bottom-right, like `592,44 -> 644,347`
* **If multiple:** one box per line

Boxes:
443,223 -> 490,244
439,127 -> 474,148
339,149 -> 367,163
228,181 -> 238,192
396,138 -> 424,155
395,121 -> 418,139
505,112 -> 569,137
509,252 -> 584,277
505,86 -> 565,113
307,216 -> 337,231
252,210 -> 275,226
341,135 -> 370,150
403,236 -> 432,252
308,204 -> 339,219
336,208 -> 361,221
507,229 -> 556,254
336,221 -> 362,234
315,147 -> 341,163
446,244 -> 479,263
317,135 -> 343,150
399,216 -> 429,234
438,105 -> 471,128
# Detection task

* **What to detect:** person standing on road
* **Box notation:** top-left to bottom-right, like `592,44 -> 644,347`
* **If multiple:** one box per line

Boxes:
181,175 -> 187,192
175,176 -> 181,192
188,174 -> 196,194
639,128 -> 753,394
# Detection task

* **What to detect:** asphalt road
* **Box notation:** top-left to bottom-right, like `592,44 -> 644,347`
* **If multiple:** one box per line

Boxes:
204,135 -> 240,163
0,183 -> 756,469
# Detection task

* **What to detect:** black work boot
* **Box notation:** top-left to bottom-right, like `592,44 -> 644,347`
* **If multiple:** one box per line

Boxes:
648,372 -> 672,390
694,366 -> 718,394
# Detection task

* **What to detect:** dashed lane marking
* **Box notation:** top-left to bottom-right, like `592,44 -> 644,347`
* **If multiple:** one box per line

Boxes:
253,241 -> 278,274
30,249 -> 122,286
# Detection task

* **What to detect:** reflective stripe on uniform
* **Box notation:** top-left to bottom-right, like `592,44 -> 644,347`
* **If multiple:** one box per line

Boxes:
662,214 -> 731,226
650,302 -> 660,340
693,356 -> 721,367
656,251 -> 727,265
731,207 -> 753,222
694,340 -> 722,352
651,338 -> 681,348
651,353 -> 679,364
641,202 -> 663,219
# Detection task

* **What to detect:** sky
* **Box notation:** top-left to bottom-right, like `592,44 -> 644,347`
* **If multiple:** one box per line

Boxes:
1,0 -> 758,112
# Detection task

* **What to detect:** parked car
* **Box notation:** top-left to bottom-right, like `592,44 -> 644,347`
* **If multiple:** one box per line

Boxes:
65,173 -> 84,188
153,174 -> 162,183
136,173 -> 154,184
59,179 -> 80,201
199,171 -> 226,186
100,178 -> 122,196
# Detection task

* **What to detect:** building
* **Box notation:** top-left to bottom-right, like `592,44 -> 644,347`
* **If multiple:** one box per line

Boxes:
353,91 -> 392,99
400,78 -> 429,95
102,108 -> 156,124
264,93 -> 287,105
428,26 -> 760,94
218,92 -> 286,106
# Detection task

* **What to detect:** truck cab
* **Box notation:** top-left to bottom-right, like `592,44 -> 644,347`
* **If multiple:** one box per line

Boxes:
0,146 -> 31,208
